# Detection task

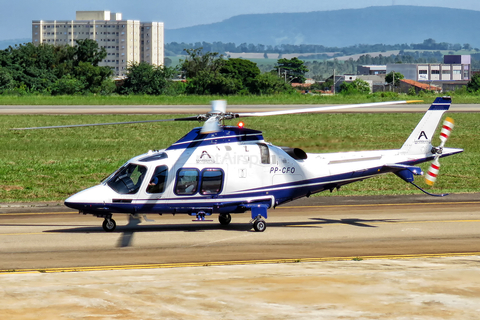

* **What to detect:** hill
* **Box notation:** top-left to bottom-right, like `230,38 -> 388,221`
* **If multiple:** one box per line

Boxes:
165,6 -> 480,48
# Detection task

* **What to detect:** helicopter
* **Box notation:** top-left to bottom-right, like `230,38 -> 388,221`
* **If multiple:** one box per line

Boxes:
15,96 -> 462,232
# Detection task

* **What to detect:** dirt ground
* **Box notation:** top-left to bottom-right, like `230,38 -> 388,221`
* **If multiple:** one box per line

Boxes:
1,256 -> 480,319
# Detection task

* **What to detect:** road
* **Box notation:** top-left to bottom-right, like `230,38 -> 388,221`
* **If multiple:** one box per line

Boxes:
0,103 -> 479,114
1,194 -> 479,271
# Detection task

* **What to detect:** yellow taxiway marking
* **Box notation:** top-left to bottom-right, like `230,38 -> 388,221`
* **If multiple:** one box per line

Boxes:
0,232 -> 48,236
0,212 -> 74,216
1,252 -> 479,275
286,219 -> 480,228
282,201 -> 480,209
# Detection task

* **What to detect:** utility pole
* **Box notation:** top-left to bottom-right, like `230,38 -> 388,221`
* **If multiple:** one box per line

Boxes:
333,68 -> 335,94
392,71 -> 395,92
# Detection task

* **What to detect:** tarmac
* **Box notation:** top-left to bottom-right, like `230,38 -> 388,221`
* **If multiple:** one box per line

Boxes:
1,256 -> 480,319
1,194 -> 480,319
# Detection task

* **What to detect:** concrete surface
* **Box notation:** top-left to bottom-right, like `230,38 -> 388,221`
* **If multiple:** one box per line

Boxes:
1,256 -> 480,319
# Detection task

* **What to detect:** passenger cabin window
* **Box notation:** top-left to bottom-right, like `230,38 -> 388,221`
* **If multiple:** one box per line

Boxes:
107,164 -> 147,195
200,169 -> 224,195
258,143 -> 270,164
146,165 -> 168,194
175,169 -> 199,195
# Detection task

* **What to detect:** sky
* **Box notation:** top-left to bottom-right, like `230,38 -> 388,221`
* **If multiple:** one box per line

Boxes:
1,0 -> 480,40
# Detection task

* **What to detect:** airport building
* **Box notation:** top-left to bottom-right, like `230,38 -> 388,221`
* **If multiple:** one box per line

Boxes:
385,55 -> 471,83
32,11 -> 164,77
356,55 -> 471,92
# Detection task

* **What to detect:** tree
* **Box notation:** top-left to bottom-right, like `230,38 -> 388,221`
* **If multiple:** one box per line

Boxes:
119,62 -> 177,95
51,75 -> 85,95
73,61 -> 114,95
219,58 -> 260,93
186,70 -> 241,95
180,47 -> 224,79
466,73 -> 480,93
274,57 -> 309,83
74,39 -> 107,67
0,40 -> 111,94
251,72 -> 293,94
0,67 -> 14,91
339,79 -> 371,94
385,71 -> 404,86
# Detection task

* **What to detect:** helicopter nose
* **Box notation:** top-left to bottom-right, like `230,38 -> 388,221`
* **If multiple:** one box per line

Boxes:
64,185 -> 112,210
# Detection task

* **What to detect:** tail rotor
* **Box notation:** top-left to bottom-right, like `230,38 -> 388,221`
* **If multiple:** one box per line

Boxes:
425,117 -> 454,186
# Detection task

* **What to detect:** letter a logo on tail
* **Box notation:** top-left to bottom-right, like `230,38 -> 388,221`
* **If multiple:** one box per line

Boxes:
418,131 -> 428,140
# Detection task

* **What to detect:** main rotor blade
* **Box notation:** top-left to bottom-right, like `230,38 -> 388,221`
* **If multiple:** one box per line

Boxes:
236,100 -> 423,117
11,116 -> 199,130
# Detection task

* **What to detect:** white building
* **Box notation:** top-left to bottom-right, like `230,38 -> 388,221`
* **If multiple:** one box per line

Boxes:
32,11 -> 164,77
386,55 -> 471,83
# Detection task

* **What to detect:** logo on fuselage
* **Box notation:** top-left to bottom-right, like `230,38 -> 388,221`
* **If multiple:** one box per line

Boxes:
196,150 -> 215,164
200,151 -> 211,159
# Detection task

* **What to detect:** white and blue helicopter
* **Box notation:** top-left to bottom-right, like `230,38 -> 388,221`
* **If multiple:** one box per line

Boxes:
16,96 -> 462,232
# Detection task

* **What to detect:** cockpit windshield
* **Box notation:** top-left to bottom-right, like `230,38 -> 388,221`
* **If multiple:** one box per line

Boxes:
107,164 -> 147,194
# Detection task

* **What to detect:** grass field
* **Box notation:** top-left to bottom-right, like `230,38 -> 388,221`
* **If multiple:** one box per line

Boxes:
0,112 -> 477,203
1,93 -> 480,106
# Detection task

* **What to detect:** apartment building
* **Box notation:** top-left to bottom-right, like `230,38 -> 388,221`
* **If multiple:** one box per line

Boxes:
32,11 -> 164,77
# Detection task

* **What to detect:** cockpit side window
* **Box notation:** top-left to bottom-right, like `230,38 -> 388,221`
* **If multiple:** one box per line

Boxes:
107,164 -> 147,195
146,165 -> 168,194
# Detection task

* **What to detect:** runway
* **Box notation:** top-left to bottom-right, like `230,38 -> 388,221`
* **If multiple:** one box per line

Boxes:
1,194 -> 479,271
0,103 -> 480,114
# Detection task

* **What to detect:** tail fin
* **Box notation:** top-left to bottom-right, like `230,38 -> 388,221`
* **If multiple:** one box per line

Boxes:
400,97 -> 451,155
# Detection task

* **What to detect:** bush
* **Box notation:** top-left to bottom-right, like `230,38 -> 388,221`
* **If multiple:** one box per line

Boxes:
370,91 -> 399,99
51,76 -> 85,95
339,79 -> 371,95
252,73 -> 293,94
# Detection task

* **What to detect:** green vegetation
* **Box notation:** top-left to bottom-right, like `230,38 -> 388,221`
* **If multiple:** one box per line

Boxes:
165,39 -> 480,57
179,48 -> 293,95
339,79 -> 371,95
0,40 -> 114,95
0,92 -> 479,106
165,39 -> 480,80
0,112 -> 477,202
274,57 -> 309,83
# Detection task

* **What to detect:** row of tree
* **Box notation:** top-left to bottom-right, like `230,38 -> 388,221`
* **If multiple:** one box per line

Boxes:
0,41 -> 302,95
166,39 -> 480,56
3,39 -> 480,96
124,48 -> 301,95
